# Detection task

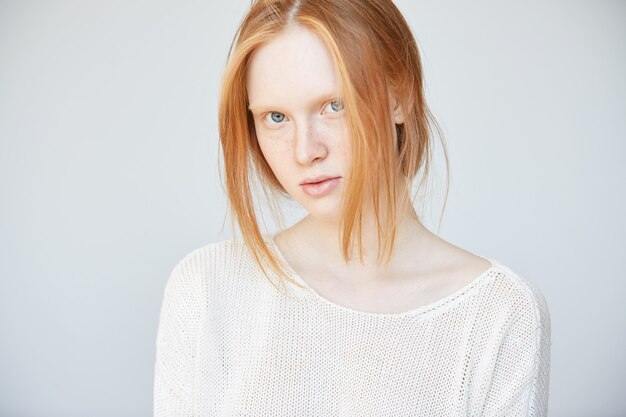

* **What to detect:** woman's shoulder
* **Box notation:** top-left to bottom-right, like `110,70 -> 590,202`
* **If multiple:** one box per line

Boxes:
173,237 -> 237,262
165,235 -> 275,289
482,258 -> 551,326
159,238 -> 243,312
168,237 -> 244,278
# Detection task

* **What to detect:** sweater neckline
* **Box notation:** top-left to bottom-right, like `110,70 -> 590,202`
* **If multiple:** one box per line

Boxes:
265,232 -> 500,319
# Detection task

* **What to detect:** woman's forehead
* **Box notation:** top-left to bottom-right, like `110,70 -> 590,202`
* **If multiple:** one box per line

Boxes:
246,25 -> 341,109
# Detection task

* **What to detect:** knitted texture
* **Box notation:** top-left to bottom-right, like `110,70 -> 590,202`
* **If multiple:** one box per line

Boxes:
154,234 -> 551,416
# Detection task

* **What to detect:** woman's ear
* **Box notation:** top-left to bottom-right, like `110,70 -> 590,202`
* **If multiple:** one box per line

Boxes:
389,90 -> 405,125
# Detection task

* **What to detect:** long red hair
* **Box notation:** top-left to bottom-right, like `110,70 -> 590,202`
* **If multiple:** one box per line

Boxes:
218,0 -> 448,293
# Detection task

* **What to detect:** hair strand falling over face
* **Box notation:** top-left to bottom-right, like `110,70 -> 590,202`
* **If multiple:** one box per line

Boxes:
217,0 -> 449,293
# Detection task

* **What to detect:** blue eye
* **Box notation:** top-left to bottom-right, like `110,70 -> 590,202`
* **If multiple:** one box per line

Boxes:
327,99 -> 344,113
270,112 -> 285,123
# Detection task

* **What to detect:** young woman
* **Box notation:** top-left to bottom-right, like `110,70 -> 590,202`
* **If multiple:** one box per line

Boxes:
154,1 -> 551,416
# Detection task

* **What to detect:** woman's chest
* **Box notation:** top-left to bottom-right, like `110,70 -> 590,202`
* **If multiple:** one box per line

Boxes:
193,306 -> 500,416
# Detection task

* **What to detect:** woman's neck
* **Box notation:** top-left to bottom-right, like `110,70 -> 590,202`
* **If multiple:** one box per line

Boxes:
282,200 -> 437,284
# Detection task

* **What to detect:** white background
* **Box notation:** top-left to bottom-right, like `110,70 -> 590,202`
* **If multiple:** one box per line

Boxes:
1,0 -> 624,415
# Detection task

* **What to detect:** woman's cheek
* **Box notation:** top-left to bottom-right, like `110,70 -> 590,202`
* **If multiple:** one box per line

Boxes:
258,133 -> 288,170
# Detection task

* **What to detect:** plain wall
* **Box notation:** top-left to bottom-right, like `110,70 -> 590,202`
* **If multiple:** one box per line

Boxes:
1,1 -> 624,416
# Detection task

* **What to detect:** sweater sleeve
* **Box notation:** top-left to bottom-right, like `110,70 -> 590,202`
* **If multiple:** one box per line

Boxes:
153,250 -> 206,417
481,283 -> 552,417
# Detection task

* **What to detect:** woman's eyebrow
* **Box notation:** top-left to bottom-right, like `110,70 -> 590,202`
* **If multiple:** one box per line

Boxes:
248,93 -> 340,114
248,103 -> 277,113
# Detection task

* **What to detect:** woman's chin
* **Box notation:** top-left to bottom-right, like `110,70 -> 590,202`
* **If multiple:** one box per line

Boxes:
301,203 -> 341,224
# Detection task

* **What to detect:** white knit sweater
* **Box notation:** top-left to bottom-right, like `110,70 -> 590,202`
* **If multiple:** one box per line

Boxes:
153,233 -> 551,416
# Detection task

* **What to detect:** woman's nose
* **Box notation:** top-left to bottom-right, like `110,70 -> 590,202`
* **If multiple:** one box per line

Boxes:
294,119 -> 327,166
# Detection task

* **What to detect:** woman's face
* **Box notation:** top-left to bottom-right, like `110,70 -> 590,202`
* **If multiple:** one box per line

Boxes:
246,25 -> 349,222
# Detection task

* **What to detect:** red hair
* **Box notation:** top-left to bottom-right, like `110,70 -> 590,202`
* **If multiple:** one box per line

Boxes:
218,0 -> 448,293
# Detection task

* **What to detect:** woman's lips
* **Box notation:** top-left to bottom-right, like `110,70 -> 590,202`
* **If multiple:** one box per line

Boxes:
300,177 -> 341,197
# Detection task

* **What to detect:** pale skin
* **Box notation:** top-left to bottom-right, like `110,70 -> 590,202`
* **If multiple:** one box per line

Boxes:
246,24 -> 492,314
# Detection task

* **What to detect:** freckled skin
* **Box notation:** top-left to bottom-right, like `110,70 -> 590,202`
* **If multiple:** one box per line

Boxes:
247,24 -> 491,301
246,25 -> 350,221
